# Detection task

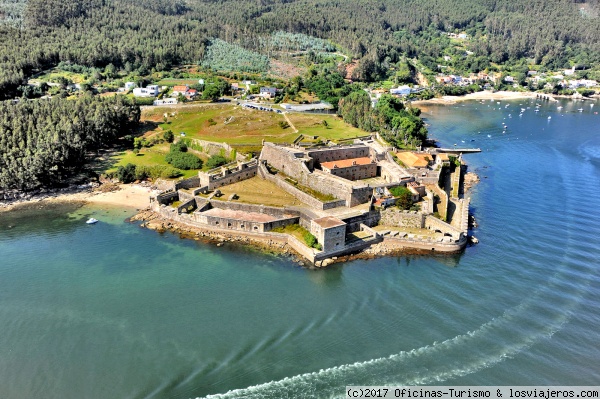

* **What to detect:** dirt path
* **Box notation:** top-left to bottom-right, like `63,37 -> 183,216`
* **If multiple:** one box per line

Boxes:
283,112 -> 299,133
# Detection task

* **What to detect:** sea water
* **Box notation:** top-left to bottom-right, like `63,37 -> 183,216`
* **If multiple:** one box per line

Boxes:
1,98 -> 599,398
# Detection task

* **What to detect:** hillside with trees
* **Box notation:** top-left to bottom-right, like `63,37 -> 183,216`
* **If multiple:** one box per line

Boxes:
0,96 -> 139,191
0,0 -> 598,99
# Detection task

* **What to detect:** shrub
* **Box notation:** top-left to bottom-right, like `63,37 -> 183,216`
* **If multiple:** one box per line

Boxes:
389,185 -> 414,210
163,130 -> 174,143
170,140 -> 188,152
302,231 -> 319,248
206,154 -> 228,169
165,151 -> 203,170
116,163 -> 137,183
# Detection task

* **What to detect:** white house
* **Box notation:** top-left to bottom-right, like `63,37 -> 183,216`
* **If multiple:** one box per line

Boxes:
133,85 -> 159,97
390,85 -> 412,96
259,87 -> 277,98
124,82 -> 136,90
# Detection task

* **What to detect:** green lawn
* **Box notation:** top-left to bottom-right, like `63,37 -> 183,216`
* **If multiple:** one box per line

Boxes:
286,113 -> 367,142
155,78 -> 202,86
143,104 -> 299,145
141,103 -> 370,148
107,144 -> 200,179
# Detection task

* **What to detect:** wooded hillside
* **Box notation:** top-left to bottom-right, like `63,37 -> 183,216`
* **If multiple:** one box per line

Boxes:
0,0 -> 598,98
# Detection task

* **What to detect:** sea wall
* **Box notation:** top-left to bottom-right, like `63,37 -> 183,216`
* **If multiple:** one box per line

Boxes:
424,215 -> 463,240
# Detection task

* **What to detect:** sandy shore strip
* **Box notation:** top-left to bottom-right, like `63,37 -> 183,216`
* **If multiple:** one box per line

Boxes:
0,183 -> 157,213
413,90 -> 536,105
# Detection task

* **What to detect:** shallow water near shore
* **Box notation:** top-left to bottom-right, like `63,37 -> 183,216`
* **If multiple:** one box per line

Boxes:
1,98 -> 600,398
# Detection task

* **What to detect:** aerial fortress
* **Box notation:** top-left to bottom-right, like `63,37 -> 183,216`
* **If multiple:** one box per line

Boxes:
148,136 -> 475,266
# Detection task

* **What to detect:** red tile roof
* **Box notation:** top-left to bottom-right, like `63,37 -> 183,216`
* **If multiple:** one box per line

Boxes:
321,157 -> 373,169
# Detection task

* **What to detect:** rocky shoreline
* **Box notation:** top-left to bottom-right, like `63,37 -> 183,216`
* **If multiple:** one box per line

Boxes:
130,209 -> 457,268
129,209 -> 316,267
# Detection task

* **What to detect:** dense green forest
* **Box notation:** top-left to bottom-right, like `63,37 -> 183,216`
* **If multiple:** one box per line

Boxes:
0,96 -> 139,191
338,92 -> 428,148
0,0 -> 599,99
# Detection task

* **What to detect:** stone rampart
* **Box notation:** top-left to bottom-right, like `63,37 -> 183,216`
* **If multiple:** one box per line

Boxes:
199,160 -> 258,190
178,190 -> 195,202
341,211 -> 381,233
209,199 -> 300,219
177,198 -> 197,214
459,197 -> 470,233
425,215 -> 463,240
190,139 -> 246,162
153,179 -> 176,191
380,209 -> 425,228
315,235 -> 383,260
258,163 -> 347,210
382,234 -> 467,253
156,191 -> 178,205
306,145 -> 370,165
175,176 -> 200,190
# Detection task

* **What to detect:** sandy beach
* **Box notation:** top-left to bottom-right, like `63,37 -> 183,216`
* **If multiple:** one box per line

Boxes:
413,90 -> 536,105
0,183 -> 156,213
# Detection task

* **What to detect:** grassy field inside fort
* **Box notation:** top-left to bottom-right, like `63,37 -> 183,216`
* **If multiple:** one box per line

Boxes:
141,103 -> 367,147
201,177 -> 307,207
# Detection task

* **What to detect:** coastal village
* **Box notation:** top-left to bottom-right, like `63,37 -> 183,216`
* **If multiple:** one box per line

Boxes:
136,133 -> 478,267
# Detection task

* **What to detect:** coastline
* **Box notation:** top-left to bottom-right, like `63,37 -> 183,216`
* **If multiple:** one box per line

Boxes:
0,183 -> 155,214
412,90 -> 536,105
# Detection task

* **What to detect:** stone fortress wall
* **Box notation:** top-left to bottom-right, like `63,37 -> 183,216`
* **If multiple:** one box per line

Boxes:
199,159 -> 258,190
148,139 -> 471,264
259,143 -> 376,207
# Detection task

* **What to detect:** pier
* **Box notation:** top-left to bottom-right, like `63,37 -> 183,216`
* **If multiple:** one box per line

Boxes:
536,93 -> 559,102
437,148 -> 481,154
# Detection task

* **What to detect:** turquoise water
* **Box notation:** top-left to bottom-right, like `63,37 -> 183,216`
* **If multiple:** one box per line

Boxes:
1,98 -> 600,398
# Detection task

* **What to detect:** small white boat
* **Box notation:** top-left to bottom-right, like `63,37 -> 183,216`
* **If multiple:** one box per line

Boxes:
547,116 -> 551,120
557,106 -> 563,110
86,218 -> 98,224
578,108 -> 584,112
487,134 -> 492,138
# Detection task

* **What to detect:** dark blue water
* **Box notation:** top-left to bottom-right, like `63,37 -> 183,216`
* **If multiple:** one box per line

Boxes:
0,98 -> 599,399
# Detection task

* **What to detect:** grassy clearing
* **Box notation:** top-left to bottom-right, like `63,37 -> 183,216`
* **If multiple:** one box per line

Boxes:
286,113 -> 367,141
208,177 -> 306,207
141,104 -> 369,147
32,69 -> 88,84
142,104 -> 301,145
107,144 -> 199,179
155,78 -> 201,86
